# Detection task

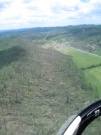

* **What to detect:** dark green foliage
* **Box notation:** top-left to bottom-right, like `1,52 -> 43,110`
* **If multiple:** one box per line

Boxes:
81,63 -> 101,70
0,46 -> 26,69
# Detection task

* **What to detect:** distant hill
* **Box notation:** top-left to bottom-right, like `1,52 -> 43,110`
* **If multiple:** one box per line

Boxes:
42,25 -> 101,52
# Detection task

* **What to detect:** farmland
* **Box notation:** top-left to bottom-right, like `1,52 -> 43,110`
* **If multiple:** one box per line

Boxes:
67,48 -> 101,95
58,47 -> 101,68
85,67 -> 101,95
53,46 -> 101,95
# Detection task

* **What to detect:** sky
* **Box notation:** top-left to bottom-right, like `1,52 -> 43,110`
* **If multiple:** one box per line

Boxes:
0,0 -> 101,30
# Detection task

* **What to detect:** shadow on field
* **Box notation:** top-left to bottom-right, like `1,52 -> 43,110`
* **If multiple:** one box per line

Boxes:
0,46 -> 26,69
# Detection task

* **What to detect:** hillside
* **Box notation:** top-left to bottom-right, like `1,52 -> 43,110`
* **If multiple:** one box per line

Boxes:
43,25 -> 101,53
1,25 -> 101,53
0,29 -> 97,135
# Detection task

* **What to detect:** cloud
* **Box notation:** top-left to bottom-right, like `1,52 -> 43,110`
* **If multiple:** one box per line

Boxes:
22,0 -> 33,3
0,2 -> 7,9
0,2 -> 10,12
0,0 -> 101,30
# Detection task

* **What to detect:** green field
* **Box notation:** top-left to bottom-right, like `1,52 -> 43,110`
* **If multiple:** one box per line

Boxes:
60,48 -> 101,68
57,47 -> 101,95
85,67 -> 101,94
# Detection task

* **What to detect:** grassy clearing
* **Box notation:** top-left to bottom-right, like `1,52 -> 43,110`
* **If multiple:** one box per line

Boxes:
84,67 -> 101,95
57,47 -> 101,95
64,48 -> 101,68
66,48 -> 101,94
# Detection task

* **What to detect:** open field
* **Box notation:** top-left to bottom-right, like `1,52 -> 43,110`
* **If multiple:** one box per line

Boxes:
85,67 -> 101,95
55,47 -> 101,95
66,48 -> 101,95
58,47 -> 101,68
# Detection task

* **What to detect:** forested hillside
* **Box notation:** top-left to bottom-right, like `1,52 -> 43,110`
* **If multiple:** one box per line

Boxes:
0,26 -> 100,135
43,25 -> 101,52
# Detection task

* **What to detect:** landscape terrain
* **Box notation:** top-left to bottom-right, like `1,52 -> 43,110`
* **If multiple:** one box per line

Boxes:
0,25 -> 101,135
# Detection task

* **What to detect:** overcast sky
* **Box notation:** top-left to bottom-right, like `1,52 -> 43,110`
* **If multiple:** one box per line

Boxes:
0,0 -> 101,30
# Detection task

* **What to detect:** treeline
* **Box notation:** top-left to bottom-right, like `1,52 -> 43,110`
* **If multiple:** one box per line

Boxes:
81,63 -> 101,70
